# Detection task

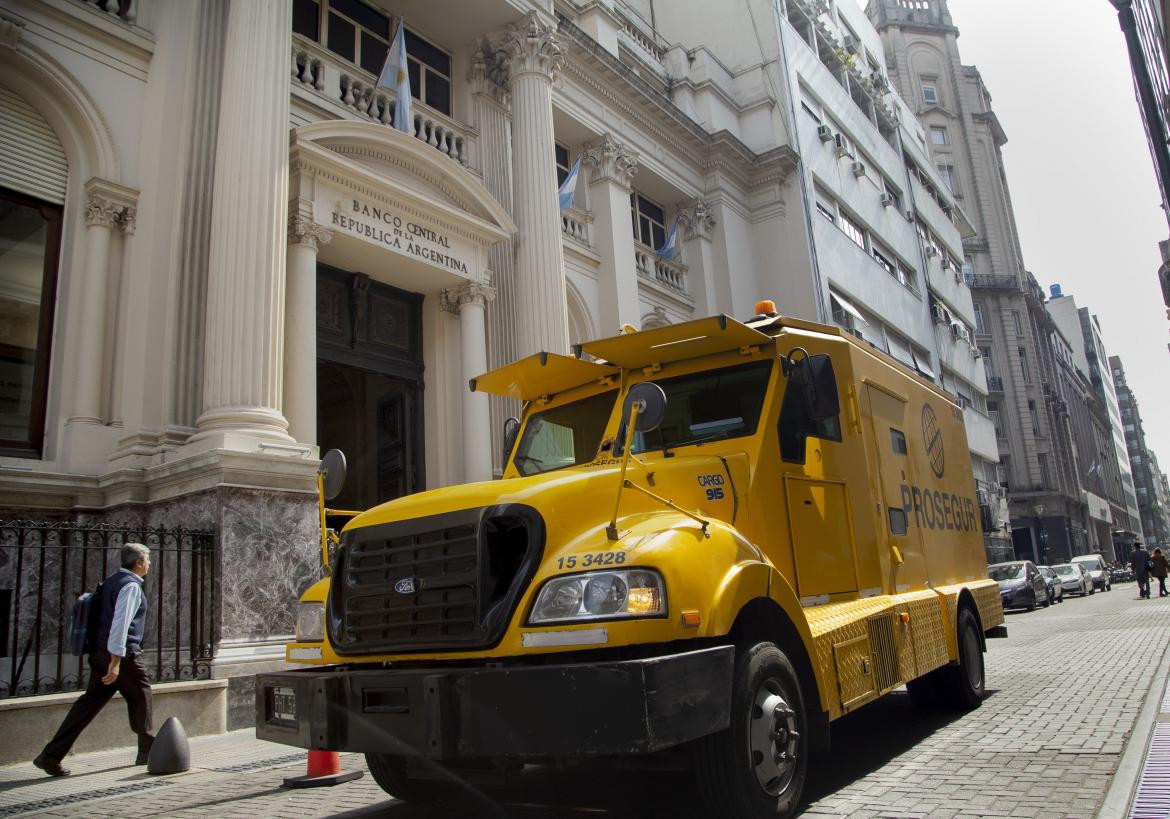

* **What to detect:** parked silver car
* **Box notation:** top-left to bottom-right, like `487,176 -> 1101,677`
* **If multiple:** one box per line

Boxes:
1038,565 -> 1063,605
1052,562 -> 1092,597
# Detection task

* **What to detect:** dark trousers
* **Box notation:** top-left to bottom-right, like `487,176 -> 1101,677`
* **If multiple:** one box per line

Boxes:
41,650 -> 153,763
1159,576 -> 1168,596
1137,574 -> 1151,598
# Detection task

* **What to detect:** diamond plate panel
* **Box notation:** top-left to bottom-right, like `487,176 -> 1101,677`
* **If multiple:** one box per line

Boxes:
833,634 -> 876,709
898,590 -> 950,677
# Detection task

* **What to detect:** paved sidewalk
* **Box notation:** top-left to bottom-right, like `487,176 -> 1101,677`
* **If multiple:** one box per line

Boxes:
0,585 -> 1165,818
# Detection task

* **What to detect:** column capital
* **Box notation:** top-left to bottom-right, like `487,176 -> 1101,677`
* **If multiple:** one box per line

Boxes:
288,214 -> 333,250
440,281 -> 497,315
678,199 -> 716,242
583,134 -> 639,189
84,177 -> 139,231
471,38 -> 511,108
498,12 -> 564,82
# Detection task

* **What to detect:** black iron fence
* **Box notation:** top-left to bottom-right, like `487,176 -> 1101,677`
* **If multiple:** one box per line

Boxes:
0,520 -> 217,699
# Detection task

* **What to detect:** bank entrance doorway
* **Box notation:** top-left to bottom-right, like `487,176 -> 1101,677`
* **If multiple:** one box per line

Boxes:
315,264 -> 424,511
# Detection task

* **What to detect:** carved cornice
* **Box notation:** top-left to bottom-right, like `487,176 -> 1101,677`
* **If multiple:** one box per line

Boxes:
0,13 -> 24,48
287,214 -> 333,249
498,12 -> 564,83
582,134 -> 639,189
440,281 -> 497,315
471,38 -> 510,108
677,199 -> 716,242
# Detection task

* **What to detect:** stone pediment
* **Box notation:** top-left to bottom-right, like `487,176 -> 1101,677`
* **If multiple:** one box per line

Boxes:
290,120 -> 514,245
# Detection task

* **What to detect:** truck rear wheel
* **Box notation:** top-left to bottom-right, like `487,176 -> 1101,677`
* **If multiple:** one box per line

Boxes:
693,642 -> 808,819
365,753 -> 458,804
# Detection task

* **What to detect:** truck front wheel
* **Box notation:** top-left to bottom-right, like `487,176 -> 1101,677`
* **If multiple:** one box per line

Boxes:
693,642 -> 808,819
366,753 -> 455,804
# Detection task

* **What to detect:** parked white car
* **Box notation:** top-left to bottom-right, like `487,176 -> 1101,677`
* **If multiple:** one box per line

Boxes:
1052,563 -> 1092,597
1071,554 -> 1111,592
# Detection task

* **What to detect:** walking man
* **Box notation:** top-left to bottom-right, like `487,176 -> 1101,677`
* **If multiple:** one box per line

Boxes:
1152,548 -> 1169,598
34,543 -> 155,776
1132,541 -> 1152,600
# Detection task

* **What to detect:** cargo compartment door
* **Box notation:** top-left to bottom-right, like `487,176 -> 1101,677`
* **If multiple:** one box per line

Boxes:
865,384 -> 930,590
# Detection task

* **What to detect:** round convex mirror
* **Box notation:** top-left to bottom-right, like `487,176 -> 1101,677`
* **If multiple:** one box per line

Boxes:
319,449 -> 347,501
625,382 -> 667,433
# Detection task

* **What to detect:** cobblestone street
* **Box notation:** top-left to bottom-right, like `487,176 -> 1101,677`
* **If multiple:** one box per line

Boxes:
1,584 -> 1166,818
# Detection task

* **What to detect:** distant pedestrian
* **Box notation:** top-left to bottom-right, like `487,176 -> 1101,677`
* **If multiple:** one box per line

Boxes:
1132,542 -> 1151,600
33,543 -> 155,776
1152,548 -> 1169,598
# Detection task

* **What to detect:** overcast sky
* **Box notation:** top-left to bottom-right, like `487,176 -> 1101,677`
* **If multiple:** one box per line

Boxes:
898,0 -> 1170,473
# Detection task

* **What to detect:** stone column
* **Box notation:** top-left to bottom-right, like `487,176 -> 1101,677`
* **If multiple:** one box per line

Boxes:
71,179 -> 136,424
194,0 -> 294,444
498,13 -> 569,357
441,282 -> 497,483
470,41 -> 519,469
677,199 -> 719,317
284,215 -> 332,445
583,134 -> 640,335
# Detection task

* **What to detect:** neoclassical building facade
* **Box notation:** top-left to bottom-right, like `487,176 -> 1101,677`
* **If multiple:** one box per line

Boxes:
0,0 -> 997,715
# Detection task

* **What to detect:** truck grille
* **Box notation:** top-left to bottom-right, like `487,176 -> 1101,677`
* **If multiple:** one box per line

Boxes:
328,505 -> 544,654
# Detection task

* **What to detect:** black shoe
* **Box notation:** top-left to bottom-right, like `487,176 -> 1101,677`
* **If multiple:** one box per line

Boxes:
33,755 -> 70,777
135,751 -> 150,765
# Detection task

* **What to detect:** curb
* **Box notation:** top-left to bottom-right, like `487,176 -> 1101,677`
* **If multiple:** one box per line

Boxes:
1097,617 -> 1170,818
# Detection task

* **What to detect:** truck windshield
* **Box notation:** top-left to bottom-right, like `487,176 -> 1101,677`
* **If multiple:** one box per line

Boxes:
631,360 -> 773,454
513,390 -> 618,477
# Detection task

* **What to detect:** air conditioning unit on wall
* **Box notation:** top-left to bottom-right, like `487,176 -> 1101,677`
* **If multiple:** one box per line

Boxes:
879,193 -> 894,207
817,124 -> 833,141
925,245 -> 938,257
851,161 -> 866,177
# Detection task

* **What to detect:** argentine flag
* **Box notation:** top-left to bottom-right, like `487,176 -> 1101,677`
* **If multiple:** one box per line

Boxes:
558,156 -> 581,210
377,21 -> 413,134
657,220 -> 680,261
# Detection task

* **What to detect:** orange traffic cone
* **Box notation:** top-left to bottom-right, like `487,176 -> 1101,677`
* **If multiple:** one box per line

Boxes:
282,749 -> 364,788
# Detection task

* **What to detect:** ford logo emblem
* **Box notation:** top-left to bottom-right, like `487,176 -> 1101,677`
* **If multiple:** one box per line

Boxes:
394,577 -> 416,595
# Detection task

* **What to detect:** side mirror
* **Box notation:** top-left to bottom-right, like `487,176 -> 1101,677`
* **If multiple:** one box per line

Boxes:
319,449 -> 347,501
790,352 -> 840,421
615,382 -> 668,453
502,417 -> 520,472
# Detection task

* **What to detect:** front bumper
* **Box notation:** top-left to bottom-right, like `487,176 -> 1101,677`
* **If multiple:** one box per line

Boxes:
256,645 -> 733,760
1000,586 -> 1033,608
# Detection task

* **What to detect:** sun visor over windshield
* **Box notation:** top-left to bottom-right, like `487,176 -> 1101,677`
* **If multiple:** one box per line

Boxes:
470,352 -> 619,402
574,315 -> 773,370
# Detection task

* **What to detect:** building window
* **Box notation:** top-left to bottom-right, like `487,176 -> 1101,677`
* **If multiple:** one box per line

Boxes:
1012,310 -> 1023,336
871,241 -> 896,277
897,263 -> 918,291
1018,348 -> 1031,383
936,163 -> 957,193
1028,400 -> 1040,436
631,193 -> 666,249
922,82 -> 938,105
838,209 -> 867,250
930,127 -> 948,145
962,258 -> 974,284
973,303 -> 986,335
882,180 -> 902,210
555,143 -> 571,188
0,187 -> 62,458
816,201 -> 836,223
293,1 -> 451,115
1038,452 -> 1051,488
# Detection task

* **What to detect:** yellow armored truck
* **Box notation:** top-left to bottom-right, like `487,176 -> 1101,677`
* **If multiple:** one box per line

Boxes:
256,305 -> 1004,818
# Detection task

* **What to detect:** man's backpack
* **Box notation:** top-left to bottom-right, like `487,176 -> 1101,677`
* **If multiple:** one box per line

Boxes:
68,583 -> 103,657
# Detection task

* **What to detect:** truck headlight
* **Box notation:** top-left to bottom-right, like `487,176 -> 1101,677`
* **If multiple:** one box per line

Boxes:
528,569 -> 666,624
295,601 -> 325,642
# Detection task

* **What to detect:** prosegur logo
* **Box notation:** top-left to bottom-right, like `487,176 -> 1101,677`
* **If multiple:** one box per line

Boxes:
922,403 -> 945,478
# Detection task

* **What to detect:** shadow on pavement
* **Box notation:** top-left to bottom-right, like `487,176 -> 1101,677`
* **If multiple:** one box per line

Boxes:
323,692 -> 971,818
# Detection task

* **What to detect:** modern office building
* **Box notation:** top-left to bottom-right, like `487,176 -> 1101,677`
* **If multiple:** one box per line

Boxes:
1112,355 -> 1170,549
869,0 -> 1093,564
1046,288 -> 1143,560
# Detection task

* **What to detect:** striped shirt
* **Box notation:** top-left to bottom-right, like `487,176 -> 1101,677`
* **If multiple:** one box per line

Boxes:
107,568 -> 145,657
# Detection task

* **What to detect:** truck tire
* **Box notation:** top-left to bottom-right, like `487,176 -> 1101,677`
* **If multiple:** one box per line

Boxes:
365,753 -> 457,804
693,642 -> 808,819
938,607 -> 984,710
